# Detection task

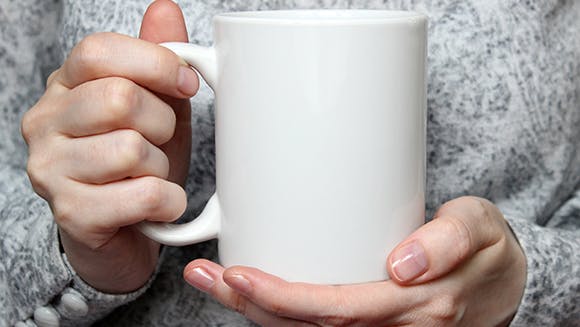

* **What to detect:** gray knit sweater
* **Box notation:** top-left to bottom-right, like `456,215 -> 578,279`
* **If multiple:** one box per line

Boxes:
0,0 -> 578,326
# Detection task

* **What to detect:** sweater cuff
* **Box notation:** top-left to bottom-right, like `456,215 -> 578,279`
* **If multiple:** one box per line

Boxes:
13,213 -> 159,327
57,246 -> 160,326
505,215 -> 580,326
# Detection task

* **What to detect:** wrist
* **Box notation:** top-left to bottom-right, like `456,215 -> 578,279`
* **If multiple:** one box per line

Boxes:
59,227 -> 160,294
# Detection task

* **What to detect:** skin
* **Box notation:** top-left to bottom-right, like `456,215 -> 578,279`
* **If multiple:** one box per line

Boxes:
23,0 -> 527,324
22,0 -> 195,293
185,197 -> 527,326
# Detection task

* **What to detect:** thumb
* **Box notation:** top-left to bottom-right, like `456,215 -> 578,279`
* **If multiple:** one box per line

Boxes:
139,0 -> 196,99
387,196 -> 505,285
140,0 -> 189,43
139,0 -> 194,186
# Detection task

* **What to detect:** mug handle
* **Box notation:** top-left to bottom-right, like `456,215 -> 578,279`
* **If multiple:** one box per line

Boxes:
137,42 -> 220,246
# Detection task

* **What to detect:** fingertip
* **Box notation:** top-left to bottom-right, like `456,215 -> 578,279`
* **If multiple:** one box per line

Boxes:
387,240 -> 429,285
168,182 -> 188,220
177,65 -> 200,97
184,259 -> 221,277
140,0 -> 196,98
140,0 -> 188,43
184,258 -> 210,274
139,178 -> 187,223
183,259 -> 223,293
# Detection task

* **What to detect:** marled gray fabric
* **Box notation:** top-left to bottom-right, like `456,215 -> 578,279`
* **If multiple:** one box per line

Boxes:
0,0 -> 579,326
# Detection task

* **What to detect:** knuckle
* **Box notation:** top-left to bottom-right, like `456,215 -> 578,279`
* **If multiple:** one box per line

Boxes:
443,215 -> 474,262
157,105 -> 177,145
229,293 -> 248,315
21,91 -> 65,144
435,197 -> 465,216
72,33 -> 110,72
459,196 -> 504,245
21,110 -> 37,143
162,152 -> 171,174
267,300 -> 287,317
25,155 -> 41,182
472,196 -> 505,231
51,198 -> 75,226
428,293 -> 465,324
318,288 -> 359,327
436,196 -> 504,253
26,154 -> 51,195
135,177 -> 165,214
464,196 -> 489,219
319,314 -> 358,327
22,80 -> 71,144
21,101 -> 50,143
104,78 -> 140,122
115,130 -> 148,171
46,69 -> 60,86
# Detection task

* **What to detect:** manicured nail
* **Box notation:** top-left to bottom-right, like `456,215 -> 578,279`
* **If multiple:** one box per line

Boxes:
227,274 -> 252,296
185,267 -> 215,293
390,241 -> 428,282
177,66 -> 198,96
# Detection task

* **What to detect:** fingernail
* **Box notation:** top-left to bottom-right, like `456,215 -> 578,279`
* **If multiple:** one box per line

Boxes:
177,66 -> 198,96
227,274 -> 252,296
390,241 -> 428,282
185,267 -> 215,293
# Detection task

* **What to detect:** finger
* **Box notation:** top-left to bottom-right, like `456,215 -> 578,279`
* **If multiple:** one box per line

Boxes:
55,32 -> 198,99
62,129 -> 169,184
53,176 -> 186,237
184,260 -> 317,327
220,265 -> 415,325
139,0 -> 193,186
387,196 -> 505,285
57,77 -> 176,145
140,0 -> 189,44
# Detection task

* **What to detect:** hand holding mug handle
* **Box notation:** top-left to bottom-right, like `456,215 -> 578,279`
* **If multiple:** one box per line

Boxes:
138,42 -> 221,246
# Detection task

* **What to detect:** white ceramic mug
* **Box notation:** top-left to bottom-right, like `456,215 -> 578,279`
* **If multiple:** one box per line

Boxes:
139,10 -> 427,285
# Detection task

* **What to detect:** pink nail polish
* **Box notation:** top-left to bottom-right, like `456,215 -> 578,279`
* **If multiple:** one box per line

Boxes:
390,241 -> 428,282
185,267 -> 215,293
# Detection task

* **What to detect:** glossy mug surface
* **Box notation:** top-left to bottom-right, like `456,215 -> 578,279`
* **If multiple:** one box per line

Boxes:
139,10 -> 427,284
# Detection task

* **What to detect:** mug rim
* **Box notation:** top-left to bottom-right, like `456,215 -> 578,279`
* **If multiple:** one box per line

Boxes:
214,9 -> 426,25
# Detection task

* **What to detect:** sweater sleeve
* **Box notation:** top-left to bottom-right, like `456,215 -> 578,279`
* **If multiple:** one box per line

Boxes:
505,192 -> 580,326
0,1 -> 157,326
0,167 -> 159,326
